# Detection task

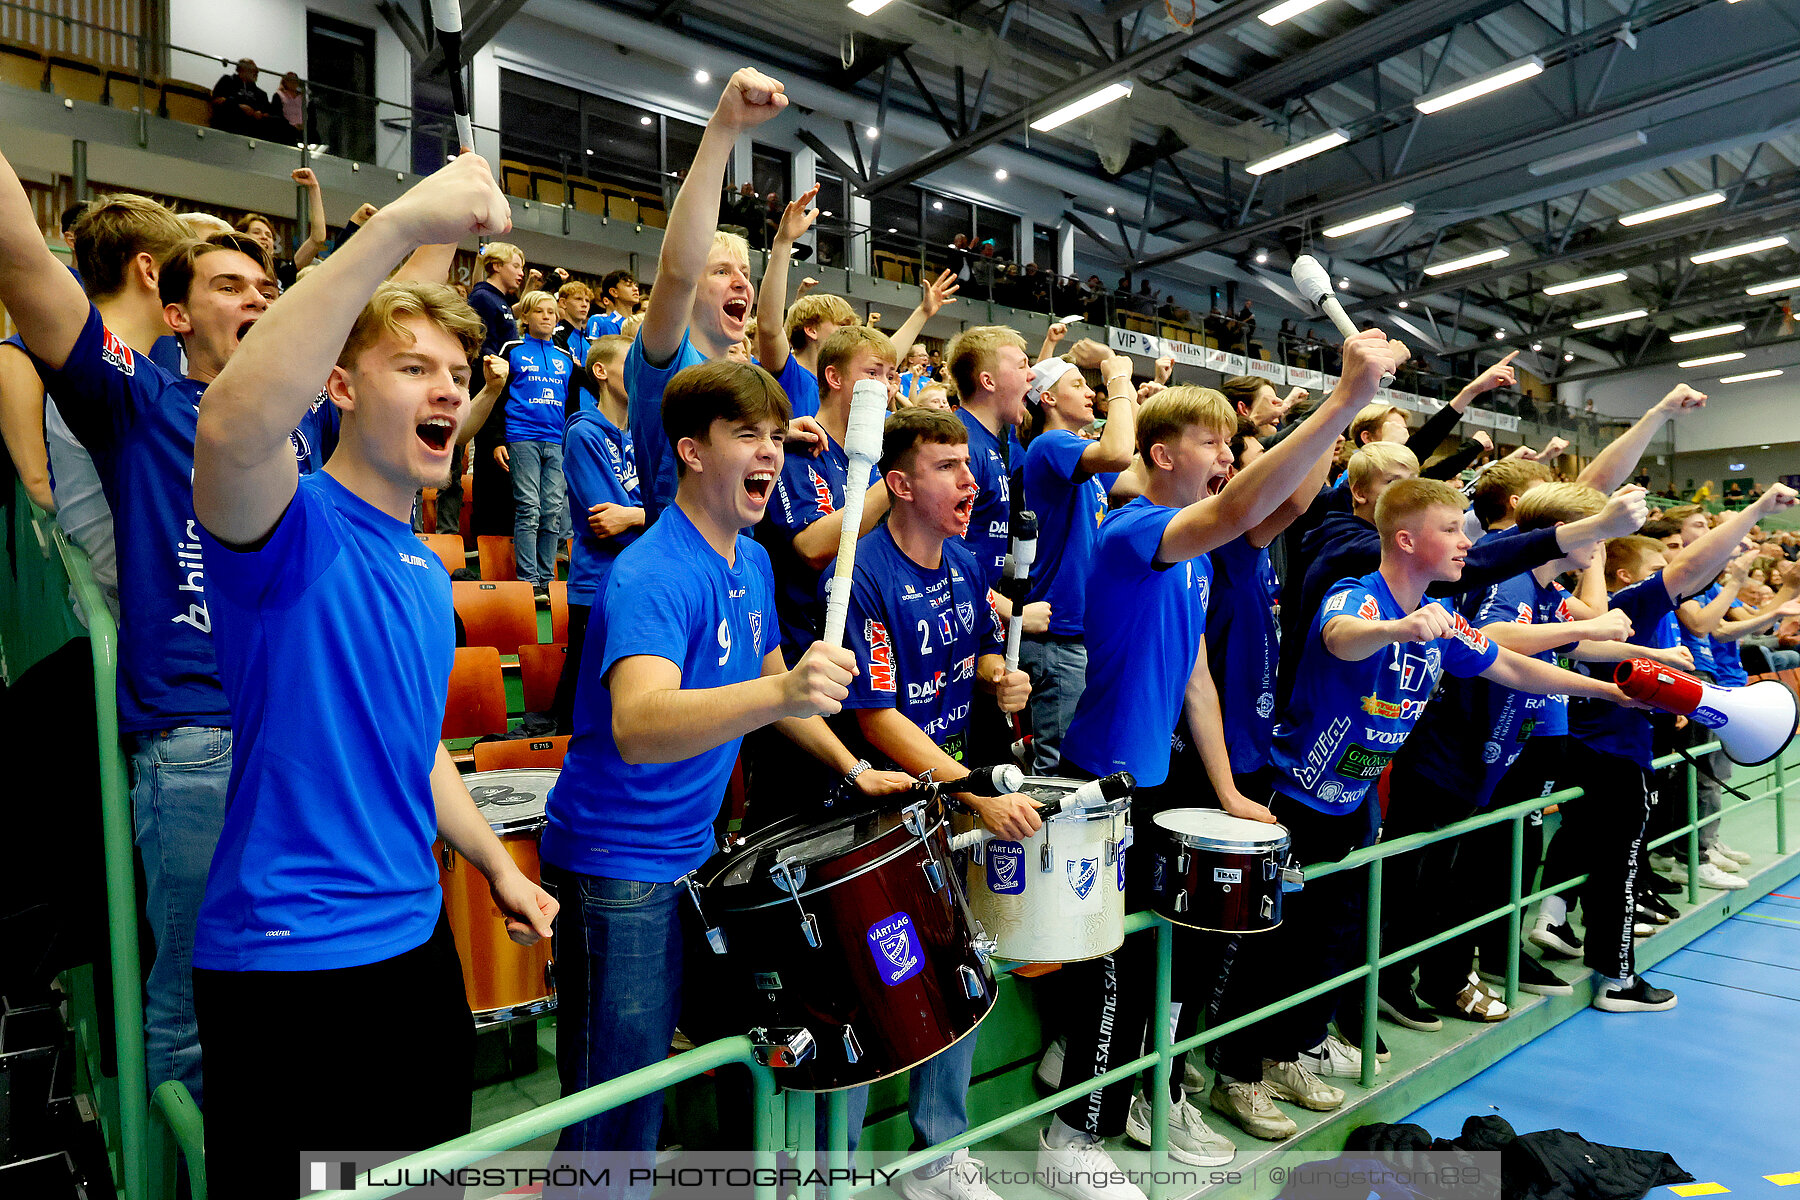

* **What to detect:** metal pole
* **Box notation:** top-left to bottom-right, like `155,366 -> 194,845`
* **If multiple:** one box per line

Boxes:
71,140 -> 89,202
1149,918 -> 1174,1196
1685,757 -> 1701,906
751,1066 -> 783,1200
827,1090 -> 851,1200
135,34 -> 149,148
1505,815 -> 1523,1010
1777,751 -> 1789,855
1360,859 -> 1381,1091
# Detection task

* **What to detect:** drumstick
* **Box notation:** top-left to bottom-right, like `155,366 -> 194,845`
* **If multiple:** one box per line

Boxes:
947,771 -> 1133,851
426,0 -> 477,153
1291,255 -> 1393,387
1001,510 -> 1038,674
821,378 -> 888,648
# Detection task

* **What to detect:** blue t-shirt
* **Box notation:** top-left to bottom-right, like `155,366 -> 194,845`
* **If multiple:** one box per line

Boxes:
837,526 -> 1003,760
773,353 -> 821,420
898,370 -> 932,398
955,406 -> 1011,595
543,505 -> 777,881
193,472 -> 452,970
1206,536 -> 1281,776
755,430 -> 877,666
1021,429 -> 1114,638
585,310 -> 627,341
499,336 -> 575,443
625,329 -> 706,524
1568,574 -> 1676,768
1061,498 -> 1212,787
148,334 -> 185,375
1398,567 -> 1572,806
1680,583 -> 1722,678
38,306 -> 224,734
563,408 -> 641,607
290,389 -> 340,475
1270,572 -> 1497,815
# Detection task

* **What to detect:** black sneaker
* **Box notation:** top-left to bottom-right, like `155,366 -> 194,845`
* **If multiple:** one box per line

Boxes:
1331,1016 -> 1390,1062
1592,977 -> 1677,1013
1377,990 -> 1443,1032
1479,956 -> 1573,997
1635,901 -> 1671,927
1642,871 -> 1681,896
1640,892 -> 1679,922
1528,916 -> 1583,959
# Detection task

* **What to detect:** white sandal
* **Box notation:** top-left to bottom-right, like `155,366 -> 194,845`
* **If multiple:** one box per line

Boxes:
1447,974 -> 1509,1022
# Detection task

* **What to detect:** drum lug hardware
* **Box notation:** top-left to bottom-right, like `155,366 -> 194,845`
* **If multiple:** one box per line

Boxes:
439,843 -> 458,871
922,857 -> 945,891
1280,860 -> 1304,892
972,929 -> 998,962
842,1025 -> 862,1064
748,1026 -> 816,1069
1264,858 -> 1279,881
1176,849 -> 1190,875
770,860 -> 822,948
1173,890 -> 1189,914
902,802 -> 926,836
1260,895 -> 1275,920
957,964 -> 987,1000
1040,841 -> 1052,872
678,874 -> 727,955
1106,837 -> 1120,866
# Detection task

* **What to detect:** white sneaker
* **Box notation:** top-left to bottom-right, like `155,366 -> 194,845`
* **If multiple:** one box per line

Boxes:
1693,860 -> 1749,890
1036,1038 -> 1065,1089
1036,1131 -> 1149,1200
1125,1095 -> 1235,1166
1648,851 -> 1677,872
1260,1058 -> 1344,1111
896,1151 -> 1003,1200
1207,1079 -> 1296,1141
1705,846 -> 1742,874
1715,842 -> 1753,866
1299,1033 -> 1376,1078
1181,1059 -> 1207,1094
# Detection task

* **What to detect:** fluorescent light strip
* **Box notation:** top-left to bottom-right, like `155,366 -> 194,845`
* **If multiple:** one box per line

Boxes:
1246,129 -> 1349,176
1323,203 -> 1415,238
1422,247 -> 1511,276
1719,369 -> 1782,383
1617,190 -> 1725,226
1678,351 -> 1746,369
1690,235 -> 1790,264
1668,323 -> 1746,343
848,0 -> 894,12
1747,275 -> 1800,296
1543,271 -> 1627,296
1415,56 -> 1545,115
1029,82 -> 1134,132
1527,131 -> 1648,176
1258,0 -> 1330,25
1571,308 -> 1648,329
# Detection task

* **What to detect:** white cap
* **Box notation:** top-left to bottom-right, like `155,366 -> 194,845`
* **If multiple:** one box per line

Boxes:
1027,357 -> 1080,406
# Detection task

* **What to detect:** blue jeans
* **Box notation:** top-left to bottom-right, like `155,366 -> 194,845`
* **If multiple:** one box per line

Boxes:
542,865 -> 683,1199
1019,639 -> 1088,774
510,439 -> 568,584
836,1032 -> 978,1176
128,727 -> 232,1107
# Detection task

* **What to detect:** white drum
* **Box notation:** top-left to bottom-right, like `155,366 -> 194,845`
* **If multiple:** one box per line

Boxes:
965,777 -> 1130,963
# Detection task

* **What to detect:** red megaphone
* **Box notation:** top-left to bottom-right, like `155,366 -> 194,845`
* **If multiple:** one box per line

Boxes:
1613,658 -> 1799,767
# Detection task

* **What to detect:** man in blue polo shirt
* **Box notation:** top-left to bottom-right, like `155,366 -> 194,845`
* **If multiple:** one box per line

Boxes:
542,359 -> 910,1185
584,268 -> 638,341
185,152 -> 559,1193
498,290 -> 577,593
942,325 -> 1029,598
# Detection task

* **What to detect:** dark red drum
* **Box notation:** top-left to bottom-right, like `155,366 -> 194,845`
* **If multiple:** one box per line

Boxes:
681,798 -> 995,1091
1148,808 -> 1292,933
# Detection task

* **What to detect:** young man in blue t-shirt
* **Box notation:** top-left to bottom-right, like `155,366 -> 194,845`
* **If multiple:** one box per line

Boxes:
552,333 -> 644,733
583,267 -> 639,342
542,359 -> 911,1171
943,325 -> 1031,600
498,290 -> 577,593
185,153 -> 558,1190
1042,329 -> 1406,1192
1556,483 -> 1796,1011
832,406 -> 1034,1200
1015,354 -> 1138,771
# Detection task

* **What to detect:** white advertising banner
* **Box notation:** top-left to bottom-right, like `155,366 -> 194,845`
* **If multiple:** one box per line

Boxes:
1492,413 -> 1521,433
1287,366 -> 1323,390
1245,357 -> 1285,384
1105,328 -> 1215,370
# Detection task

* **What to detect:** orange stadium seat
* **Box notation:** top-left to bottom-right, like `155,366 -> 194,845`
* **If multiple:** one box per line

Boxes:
472,735 -> 570,771
452,581 -> 537,652
158,79 -> 212,125
477,535 -> 519,581
442,646 -> 508,739
418,534 -> 464,574
48,57 -> 105,105
516,643 -> 567,713
0,46 -> 46,92
549,581 -> 569,643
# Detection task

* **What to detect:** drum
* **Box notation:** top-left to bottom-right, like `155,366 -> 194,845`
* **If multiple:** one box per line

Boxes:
1148,808 -> 1292,933
438,768 -> 557,1026
681,798 -> 995,1091
965,776 -> 1130,963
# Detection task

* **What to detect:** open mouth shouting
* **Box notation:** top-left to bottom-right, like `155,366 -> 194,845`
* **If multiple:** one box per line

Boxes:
744,468 -> 774,506
722,297 -> 750,326
416,415 -> 456,454
236,319 -> 258,343
953,491 -> 975,533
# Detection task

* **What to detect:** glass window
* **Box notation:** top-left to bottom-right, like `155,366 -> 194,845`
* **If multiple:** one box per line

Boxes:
975,205 -> 1019,262
814,168 -> 848,269
1034,223 -> 1057,270
870,185 -> 921,266
580,94 -> 660,193
922,193 -> 972,275
752,144 -> 791,204
663,116 -> 706,210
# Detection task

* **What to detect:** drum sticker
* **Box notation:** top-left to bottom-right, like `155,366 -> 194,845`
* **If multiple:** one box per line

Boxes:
867,913 -> 924,986
1116,843 -> 1127,891
1067,857 -> 1098,900
987,841 -> 1025,894
1213,867 -> 1242,884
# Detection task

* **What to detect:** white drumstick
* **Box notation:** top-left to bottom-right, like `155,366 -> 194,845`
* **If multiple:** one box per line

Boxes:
821,378 -> 888,648
1291,255 -> 1393,387
426,0 -> 476,152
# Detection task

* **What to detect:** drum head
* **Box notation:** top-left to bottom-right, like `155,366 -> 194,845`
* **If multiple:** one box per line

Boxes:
466,768 -> 557,835
715,804 -> 912,890
1153,808 -> 1289,852
1023,776 -> 1130,821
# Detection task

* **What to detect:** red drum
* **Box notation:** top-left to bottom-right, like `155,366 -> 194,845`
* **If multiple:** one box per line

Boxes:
438,769 -> 556,1026
1148,808 -> 1292,933
681,798 -> 995,1091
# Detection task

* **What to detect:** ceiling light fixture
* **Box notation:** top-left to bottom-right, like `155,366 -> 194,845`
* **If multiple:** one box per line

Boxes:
1246,128 -> 1349,175
1690,235 -> 1790,264
1414,56 -> 1545,115
1030,81 -> 1134,132
1254,248 -> 1269,264
1571,308 -> 1648,329
1397,300 -> 1408,308
693,70 -> 710,84
865,126 -> 879,139
1719,369 -> 1783,383
639,116 -> 652,126
1323,203 -> 1415,238
1422,246 -> 1511,276
1531,341 -> 1543,351
1542,271 -> 1628,295
1563,352 -> 1575,361
1527,131 -> 1648,176
932,200 -> 943,210
1617,190 -> 1725,226
1747,275 -> 1800,295
1678,351 -> 1746,368
1668,322 -> 1746,343
994,168 -> 1008,181
1257,0 -> 1330,25
1338,278 -> 1351,290
848,0 -> 895,13
1493,329 -> 1507,339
